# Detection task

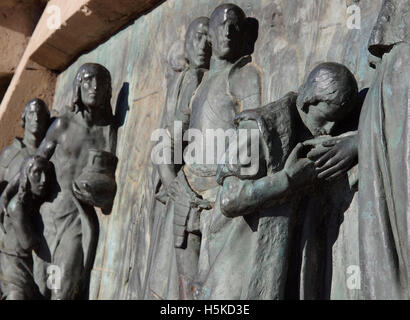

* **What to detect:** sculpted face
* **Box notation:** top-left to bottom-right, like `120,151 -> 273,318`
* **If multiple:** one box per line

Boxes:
209,5 -> 245,61
24,100 -> 49,135
305,101 -> 343,124
185,18 -> 211,68
79,65 -> 111,111
28,160 -> 48,197
297,63 -> 358,135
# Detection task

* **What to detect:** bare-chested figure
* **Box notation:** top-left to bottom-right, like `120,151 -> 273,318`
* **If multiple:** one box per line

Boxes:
37,63 -> 116,300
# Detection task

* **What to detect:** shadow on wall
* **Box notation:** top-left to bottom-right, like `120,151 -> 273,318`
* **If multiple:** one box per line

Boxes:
112,82 -> 130,153
0,75 -> 12,104
243,17 -> 259,56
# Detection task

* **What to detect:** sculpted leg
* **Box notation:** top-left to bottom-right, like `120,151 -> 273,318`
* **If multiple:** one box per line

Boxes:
51,217 -> 84,300
175,233 -> 201,300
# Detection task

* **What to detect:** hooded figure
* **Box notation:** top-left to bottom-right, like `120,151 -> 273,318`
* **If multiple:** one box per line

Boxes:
358,0 -> 409,300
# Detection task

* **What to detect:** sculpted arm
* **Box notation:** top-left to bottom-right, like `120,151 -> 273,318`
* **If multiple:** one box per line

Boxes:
156,129 -> 178,190
220,171 -> 291,217
155,119 -> 185,199
231,64 -> 262,112
36,117 -> 66,160
156,71 -> 199,197
220,142 -> 316,218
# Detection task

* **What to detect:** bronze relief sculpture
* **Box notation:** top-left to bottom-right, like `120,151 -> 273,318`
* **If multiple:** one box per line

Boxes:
201,62 -> 360,300
175,4 -> 263,300
0,99 -> 50,196
0,63 -> 118,300
0,156 -> 51,300
148,16 -> 212,300
31,63 -> 118,300
0,1 -> 408,300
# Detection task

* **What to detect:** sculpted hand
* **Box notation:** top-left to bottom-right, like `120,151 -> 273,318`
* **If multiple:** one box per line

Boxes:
284,143 -> 317,187
310,134 -> 358,180
233,110 -> 260,126
155,187 -> 168,204
166,177 -> 182,200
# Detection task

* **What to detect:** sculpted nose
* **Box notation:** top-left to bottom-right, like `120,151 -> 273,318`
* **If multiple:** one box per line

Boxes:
224,24 -> 235,39
91,78 -> 98,90
224,24 -> 230,37
199,37 -> 206,50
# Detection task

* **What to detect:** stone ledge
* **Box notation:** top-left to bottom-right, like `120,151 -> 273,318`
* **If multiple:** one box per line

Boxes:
31,0 -> 164,71
0,0 -> 163,149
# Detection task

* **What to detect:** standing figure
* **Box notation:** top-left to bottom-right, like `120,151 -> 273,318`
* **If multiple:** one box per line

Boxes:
0,99 -> 50,195
177,4 -> 262,299
292,62 -> 360,300
0,156 -> 50,299
358,0 -> 409,299
37,63 -> 117,300
143,40 -> 187,300
0,99 -> 50,297
147,17 -> 211,300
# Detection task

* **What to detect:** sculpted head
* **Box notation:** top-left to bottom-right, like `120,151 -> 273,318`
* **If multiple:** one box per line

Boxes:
20,156 -> 50,198
368,0 -> 410,58
297,62 -> 359,135
209,4 -> 246,61
21,99 -> 50,137
185,17 -> 211,68
72,63 -> 112,118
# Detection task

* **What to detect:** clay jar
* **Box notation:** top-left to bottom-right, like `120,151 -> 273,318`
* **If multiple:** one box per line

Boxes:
73,149 -> 117,210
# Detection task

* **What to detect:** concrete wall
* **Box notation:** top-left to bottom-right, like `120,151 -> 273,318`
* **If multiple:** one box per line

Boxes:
0,0 -> 46,103
51,0 -> 382,299
0,0 -> 46,75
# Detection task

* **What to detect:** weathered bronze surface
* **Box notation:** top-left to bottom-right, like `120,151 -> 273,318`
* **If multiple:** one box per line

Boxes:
0,99 -> 50,195
0,64 -> 118,300
0,156 -> 51,300
0,0 -> 408,300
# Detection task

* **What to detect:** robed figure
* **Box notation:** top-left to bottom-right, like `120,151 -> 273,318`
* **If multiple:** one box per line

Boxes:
358,0 -> 409,300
